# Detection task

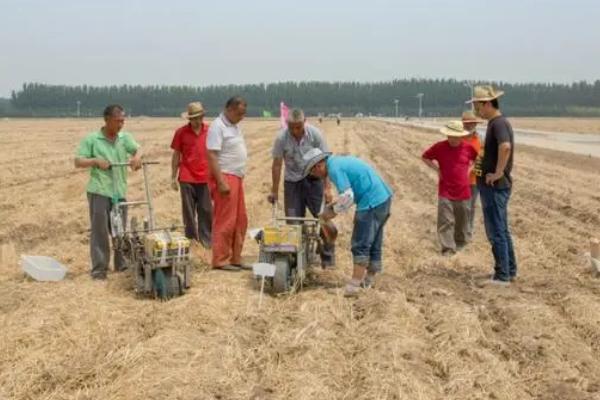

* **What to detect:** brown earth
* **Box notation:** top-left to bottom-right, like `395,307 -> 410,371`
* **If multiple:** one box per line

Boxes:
435,117 -> 600,134
1,118 -> 600,400
502,117 -> 600,134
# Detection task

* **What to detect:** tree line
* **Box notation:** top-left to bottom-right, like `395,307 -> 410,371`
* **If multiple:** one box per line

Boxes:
4,79 -> 600,117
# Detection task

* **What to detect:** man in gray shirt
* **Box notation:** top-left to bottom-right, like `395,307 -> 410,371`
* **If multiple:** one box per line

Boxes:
268,108 -> 335,267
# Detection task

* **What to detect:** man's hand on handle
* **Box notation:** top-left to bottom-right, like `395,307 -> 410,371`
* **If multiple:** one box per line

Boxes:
319,204 -> 336,221
129,154 -> 143,171
94,158 -> 111,170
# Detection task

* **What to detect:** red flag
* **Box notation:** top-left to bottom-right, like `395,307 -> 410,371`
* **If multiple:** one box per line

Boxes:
280,101 -> 289,129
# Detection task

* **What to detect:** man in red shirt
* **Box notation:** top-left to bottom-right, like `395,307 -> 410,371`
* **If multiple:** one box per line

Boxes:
171,102 -> 212,248
422,121 -> 478,255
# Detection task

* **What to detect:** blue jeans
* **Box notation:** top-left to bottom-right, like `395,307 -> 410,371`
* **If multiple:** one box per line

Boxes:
351,198 -> 392,273
478,185 -> 517,281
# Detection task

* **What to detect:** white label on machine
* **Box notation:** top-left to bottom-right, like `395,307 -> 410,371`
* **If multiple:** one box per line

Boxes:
252,262 -> 276,277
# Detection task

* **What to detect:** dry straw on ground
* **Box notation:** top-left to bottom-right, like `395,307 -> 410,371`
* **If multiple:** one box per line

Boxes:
1,118 -> 600,399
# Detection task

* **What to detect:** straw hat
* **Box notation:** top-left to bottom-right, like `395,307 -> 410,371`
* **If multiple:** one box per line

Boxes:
440,120 -> 470,137
302,148 -> 331,178
465,85 -> 504,104
181,102 -> 205,119
461,110 -> 483,124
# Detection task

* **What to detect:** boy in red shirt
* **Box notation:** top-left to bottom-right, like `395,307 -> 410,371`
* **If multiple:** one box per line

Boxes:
422,121 -> 478,255
170,102 -> 212,248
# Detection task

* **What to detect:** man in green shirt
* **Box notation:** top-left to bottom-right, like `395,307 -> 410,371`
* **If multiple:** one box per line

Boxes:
75,104 -> 142,280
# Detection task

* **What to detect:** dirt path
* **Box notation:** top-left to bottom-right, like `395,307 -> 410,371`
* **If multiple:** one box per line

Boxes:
1,118 -> 600,400
382,118 -> 600,158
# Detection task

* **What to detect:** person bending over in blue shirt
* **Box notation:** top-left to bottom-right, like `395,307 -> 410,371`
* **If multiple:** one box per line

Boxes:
302,148 -> 393,297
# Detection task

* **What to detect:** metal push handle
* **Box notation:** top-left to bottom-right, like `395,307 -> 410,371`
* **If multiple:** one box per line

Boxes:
110,160 -> 159,230
109,161 -> 160,167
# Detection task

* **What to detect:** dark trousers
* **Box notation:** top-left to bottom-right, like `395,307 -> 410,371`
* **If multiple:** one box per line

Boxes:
180,182 -> 212,248
87,193 -> 127,278
478,185 -> 518,281
284,178 -> 335,266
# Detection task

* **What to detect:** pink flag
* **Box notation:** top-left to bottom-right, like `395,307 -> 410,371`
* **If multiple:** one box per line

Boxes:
280,101 -> 289,129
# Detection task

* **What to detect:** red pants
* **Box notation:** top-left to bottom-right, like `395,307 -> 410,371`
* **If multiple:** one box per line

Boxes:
209,174 -> 248,267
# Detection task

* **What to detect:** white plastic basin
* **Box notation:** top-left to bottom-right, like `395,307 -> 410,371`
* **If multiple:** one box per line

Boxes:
21,255 -> 67,281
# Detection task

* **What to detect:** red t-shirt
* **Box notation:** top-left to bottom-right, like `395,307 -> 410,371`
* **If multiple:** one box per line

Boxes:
170,123 -> 209,183
422,140 -> 478,200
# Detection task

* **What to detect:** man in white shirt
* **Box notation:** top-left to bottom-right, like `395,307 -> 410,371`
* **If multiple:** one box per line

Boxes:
206,96 -> 249,271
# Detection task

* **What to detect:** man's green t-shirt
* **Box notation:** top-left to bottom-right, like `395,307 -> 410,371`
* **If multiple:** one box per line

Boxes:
76,130 -> 140,199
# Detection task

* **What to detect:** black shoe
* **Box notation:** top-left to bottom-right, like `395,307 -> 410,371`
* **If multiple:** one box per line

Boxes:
213,265 -> 241,272
91,274 -> 107,280
441,249 -> 456,256
231,263 -> 253,271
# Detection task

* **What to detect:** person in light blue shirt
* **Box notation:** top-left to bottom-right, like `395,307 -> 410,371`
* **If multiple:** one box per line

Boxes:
303,148 -> 393,297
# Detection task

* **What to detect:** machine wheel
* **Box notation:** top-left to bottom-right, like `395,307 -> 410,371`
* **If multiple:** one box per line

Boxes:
134,267 -> 145,293
152,268 -> 183,299
152,268 -> 168,299
166,270 -> 183,298
272,255 -> 292,294
130,259 -> 146,294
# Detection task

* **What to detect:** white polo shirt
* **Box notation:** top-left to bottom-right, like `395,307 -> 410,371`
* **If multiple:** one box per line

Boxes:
206,113 -> 248,178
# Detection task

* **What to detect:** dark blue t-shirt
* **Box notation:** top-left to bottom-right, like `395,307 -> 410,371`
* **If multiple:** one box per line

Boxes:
476,115 -> 514,189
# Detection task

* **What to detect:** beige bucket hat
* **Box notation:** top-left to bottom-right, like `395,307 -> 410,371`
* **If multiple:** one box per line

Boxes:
461,110 -> 483,123
440,120 -> 470,137
181,102 -> 205,119
302,148 -> 332,178
465,85 -> 504,104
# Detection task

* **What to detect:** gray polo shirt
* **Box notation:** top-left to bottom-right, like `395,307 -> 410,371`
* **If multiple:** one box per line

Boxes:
272,124 -> 329,182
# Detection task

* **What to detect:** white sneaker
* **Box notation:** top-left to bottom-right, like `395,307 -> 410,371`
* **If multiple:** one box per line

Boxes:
344,283 -> 361,297
486,278 -> 510,287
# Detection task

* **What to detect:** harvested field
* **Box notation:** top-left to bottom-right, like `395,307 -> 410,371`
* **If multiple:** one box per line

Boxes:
433,117 -> 600,135
504,117 -> 600,134
2,117 -> 600,400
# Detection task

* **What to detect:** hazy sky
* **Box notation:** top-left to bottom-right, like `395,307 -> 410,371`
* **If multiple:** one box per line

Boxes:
1,0 -> 598,97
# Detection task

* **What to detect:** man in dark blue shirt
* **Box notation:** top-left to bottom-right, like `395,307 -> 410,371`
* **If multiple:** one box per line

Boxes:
469,85 -> 517,286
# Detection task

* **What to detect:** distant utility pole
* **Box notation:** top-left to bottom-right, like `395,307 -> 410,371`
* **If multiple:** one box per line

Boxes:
416,93 -> 424,119
464,81 -> 475,111
393,99 -> 399,118
76,100 -> 81,118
